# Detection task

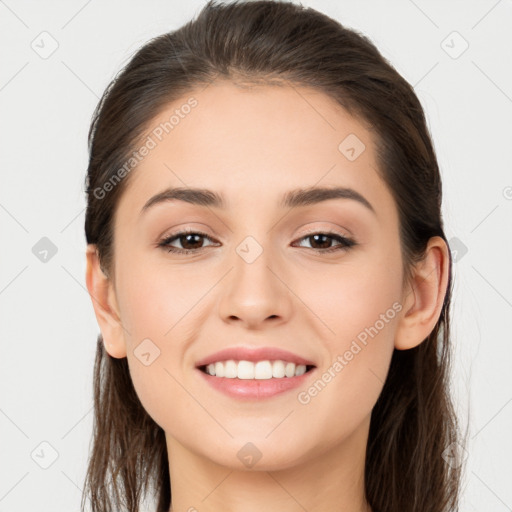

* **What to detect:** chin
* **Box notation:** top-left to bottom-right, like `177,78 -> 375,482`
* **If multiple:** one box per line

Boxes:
198,435 -> 314,472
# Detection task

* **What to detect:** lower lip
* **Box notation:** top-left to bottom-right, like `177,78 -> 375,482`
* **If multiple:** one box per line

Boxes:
196,368 -> 316,399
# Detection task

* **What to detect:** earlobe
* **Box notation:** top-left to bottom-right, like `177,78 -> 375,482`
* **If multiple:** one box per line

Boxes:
394,236 -> 450,351
85,244 -> 127,358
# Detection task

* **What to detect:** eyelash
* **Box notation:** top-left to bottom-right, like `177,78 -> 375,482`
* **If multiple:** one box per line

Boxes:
157,228 -> 356,255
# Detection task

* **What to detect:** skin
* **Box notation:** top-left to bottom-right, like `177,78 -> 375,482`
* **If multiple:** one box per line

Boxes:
86,80 -> 449,512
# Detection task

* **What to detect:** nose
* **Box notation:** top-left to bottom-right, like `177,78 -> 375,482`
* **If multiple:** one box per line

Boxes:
218,242 -> 293,330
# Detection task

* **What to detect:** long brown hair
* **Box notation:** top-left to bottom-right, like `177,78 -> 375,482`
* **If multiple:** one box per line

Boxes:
83,1 -> 468,511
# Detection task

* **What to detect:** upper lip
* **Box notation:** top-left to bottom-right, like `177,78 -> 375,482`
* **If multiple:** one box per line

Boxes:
195,346 -> 316,368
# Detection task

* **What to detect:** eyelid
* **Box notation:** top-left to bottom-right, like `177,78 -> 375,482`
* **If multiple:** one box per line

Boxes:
158,225 -> 218,242
296,225 -> 352,239
159,228 -> 217,242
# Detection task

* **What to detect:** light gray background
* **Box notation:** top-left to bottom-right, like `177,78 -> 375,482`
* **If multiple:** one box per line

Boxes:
1,1 -> 511,511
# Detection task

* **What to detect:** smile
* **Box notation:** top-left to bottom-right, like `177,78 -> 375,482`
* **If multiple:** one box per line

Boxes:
195,346 -> 317,399
200,360 -> 315,379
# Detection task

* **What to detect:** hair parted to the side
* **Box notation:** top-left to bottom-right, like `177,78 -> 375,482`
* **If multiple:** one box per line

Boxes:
83,1 -> 468,511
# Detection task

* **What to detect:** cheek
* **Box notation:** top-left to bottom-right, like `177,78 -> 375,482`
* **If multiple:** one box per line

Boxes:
297,248 -> 403,349
115,257 -> 214,429
291,254 -> 402,433
116,256 -> 206,344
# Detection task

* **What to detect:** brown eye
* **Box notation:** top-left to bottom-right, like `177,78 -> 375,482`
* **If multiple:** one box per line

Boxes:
307,234 -> 333,250
294,232 -> 356,253
176,233 -> 206,250
158,230 -> 218,254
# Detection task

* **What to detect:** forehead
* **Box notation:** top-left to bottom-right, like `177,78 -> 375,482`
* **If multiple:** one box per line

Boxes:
117,80 -> 396,220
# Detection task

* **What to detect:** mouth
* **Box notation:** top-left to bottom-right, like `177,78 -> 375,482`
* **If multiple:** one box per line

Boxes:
198,360 -> 316,379
194,346 -> 318,399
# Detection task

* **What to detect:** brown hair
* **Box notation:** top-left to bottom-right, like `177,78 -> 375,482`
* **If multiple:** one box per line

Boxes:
83,1 -> 468,511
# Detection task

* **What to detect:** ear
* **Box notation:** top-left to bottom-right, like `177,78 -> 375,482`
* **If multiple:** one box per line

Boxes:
394,236 -> 450,350
85,244 -> 127,358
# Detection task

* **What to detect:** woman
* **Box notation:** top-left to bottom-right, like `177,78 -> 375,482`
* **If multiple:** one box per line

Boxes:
83,1 -> 467,511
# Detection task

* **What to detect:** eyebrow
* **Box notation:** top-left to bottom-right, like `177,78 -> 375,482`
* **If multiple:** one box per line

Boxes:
140,185 -> 375,215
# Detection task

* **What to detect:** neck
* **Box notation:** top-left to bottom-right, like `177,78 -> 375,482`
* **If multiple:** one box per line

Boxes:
166,415 -> 372,512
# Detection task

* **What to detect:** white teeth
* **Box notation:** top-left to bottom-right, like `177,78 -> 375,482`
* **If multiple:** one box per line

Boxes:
295,364 -> 306,376
254,361 -> 273,380
203,359 -> 311,379
272,360 -> 285,378
285,362 -> 295,378
214,361 -> 225,378
224,360 -> 238,378
238,360 -> 254,379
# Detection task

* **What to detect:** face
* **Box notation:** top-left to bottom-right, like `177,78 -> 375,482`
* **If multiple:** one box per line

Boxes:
108,80 -> 405,470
